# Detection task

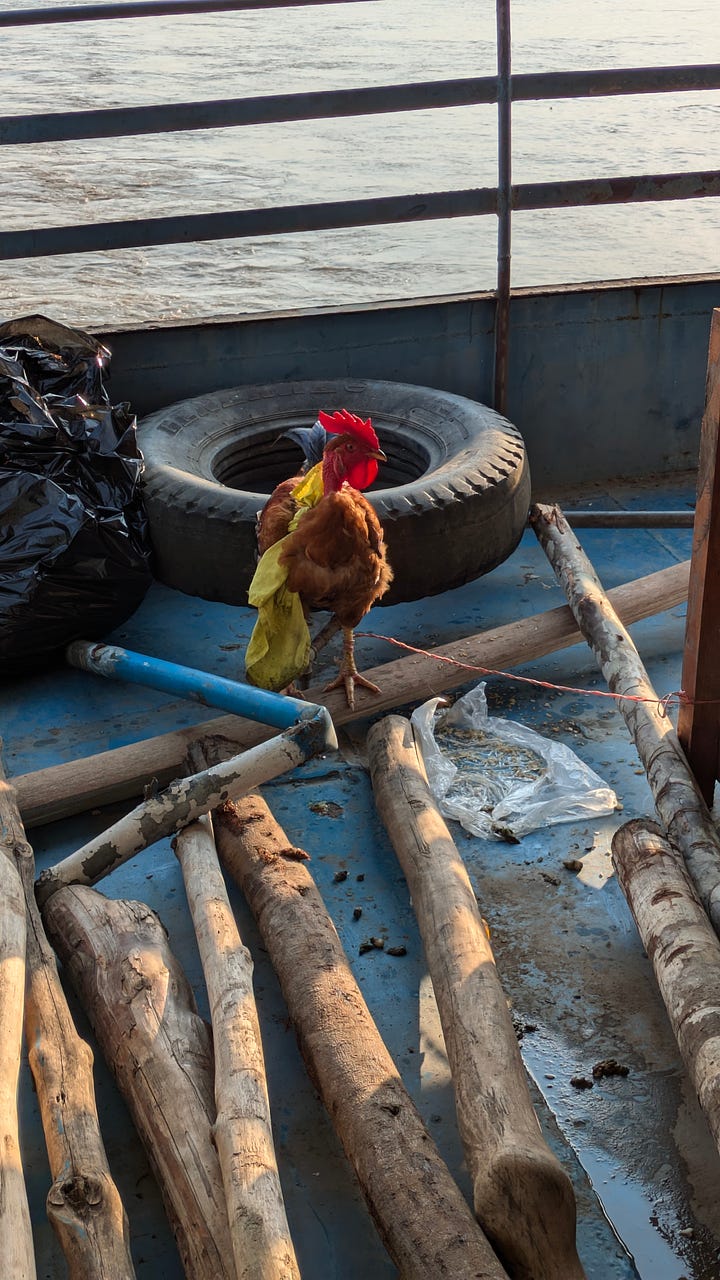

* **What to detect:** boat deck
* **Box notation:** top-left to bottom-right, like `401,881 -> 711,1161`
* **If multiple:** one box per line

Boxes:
4,472 -> 717,1280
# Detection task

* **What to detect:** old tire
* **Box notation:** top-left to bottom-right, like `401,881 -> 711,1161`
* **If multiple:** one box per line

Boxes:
136,378 -> 530,606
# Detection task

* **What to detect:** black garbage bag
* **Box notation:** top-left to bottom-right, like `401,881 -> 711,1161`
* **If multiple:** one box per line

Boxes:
0,315 -> 153,676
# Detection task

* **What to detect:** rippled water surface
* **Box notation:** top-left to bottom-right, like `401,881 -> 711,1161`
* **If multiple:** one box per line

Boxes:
2,0 -> 720,327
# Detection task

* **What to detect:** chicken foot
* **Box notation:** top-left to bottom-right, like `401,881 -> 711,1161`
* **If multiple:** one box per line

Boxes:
323,627 -> 381,711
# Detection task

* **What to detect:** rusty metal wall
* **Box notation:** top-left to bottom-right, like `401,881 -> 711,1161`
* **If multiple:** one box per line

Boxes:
98,275 -> 717,489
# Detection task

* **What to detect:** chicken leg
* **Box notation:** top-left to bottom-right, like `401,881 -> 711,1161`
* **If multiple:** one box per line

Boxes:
323,627 -> 381,711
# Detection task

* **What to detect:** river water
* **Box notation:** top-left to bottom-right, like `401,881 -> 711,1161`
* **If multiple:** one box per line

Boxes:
2,0 -> 720,328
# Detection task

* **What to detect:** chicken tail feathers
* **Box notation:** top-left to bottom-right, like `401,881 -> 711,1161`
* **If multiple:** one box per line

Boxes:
283,422 -> 329,469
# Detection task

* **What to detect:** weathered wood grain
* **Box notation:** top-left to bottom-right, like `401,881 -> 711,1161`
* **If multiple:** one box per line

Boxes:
367,715 -> 585,1280
214,791 -> 509,1280
41,887 -> 235,1280
176,815 -> 300,1280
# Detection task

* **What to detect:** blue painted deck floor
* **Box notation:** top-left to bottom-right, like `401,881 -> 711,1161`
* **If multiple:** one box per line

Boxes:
4,476 -> 718,1280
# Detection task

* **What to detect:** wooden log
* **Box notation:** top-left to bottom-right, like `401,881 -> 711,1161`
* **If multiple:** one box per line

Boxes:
611,818 -> 720,1156
530,503 -> 720,937
367,715 -> 585,1280
36,722 -> 329,904
175,816 -> 300,1280
40,887 -> 235,1280
0,766 -> 36,1280
14,560 -> 689,828
0,757 -> 134,1280
213,792 -> 509,1280
677,308 -> 720,803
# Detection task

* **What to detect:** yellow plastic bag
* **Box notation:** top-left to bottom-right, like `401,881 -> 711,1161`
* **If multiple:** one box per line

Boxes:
289,461 -> 324,515
245,539 -> 310,691
244,462 -> 324,691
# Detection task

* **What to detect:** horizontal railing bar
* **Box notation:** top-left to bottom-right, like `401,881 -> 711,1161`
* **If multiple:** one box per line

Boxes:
2,169 -> 719,260
0,80 -> 494,146
513,169 -> 720,210
0,190 -> 491,259
0,0 -> 376,27
4,65 -> 720,147
514,63 -> 720,100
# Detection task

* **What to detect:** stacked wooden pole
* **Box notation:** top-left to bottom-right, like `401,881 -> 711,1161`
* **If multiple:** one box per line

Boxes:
39,807 -> 300,1280
175,815 -> 300,1280
367,716 -> 586,1280
212,791 -> 510,1280
35,728 -> 330,905
14,560 -> 689,828
531,502 -> 720,935
1,752 -> 134,1280
0,763 -> 36,1280
10,492 -> 701,1276
42,886 -> 236,1280
530,501 -> 720,1164
612,819 -> 720,1159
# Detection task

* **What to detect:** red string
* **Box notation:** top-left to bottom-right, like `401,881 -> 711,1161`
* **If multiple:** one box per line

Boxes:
355,630 -> 691,718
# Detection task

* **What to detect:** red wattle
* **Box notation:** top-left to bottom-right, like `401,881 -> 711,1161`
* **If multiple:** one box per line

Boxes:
345,457 -> 378,491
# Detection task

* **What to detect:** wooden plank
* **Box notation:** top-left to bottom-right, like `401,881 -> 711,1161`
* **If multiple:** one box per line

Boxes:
677,308 -> 720,804
13,559 -> 689,828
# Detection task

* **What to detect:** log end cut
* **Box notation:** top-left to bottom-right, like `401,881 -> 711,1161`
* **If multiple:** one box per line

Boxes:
474,1144 -> 586,1280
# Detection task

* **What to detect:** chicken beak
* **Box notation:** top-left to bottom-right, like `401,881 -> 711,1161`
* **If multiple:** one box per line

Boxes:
371,448 -> 387,463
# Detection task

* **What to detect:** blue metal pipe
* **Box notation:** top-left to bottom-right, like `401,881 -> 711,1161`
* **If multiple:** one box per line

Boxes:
66,640 -> 317,732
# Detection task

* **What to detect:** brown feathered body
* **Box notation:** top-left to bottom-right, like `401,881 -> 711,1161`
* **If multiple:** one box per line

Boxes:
255,421 -> 393,706
270,486 -> 392,628
256,476 -> 301,558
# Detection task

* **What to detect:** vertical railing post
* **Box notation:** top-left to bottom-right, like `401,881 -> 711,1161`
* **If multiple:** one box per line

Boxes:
494,0 -> 512,415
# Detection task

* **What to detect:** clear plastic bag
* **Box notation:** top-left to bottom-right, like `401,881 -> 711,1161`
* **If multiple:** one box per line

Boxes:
411,682 -> 618,841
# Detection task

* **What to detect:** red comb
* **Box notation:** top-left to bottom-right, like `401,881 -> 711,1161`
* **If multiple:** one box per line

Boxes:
317,408 -> 379,451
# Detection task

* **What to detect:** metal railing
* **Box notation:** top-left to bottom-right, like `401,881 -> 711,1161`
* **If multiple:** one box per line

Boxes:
2,0 -> 720,411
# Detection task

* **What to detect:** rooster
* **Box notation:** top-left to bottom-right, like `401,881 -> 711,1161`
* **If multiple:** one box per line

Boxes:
245,409 -> 393,709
